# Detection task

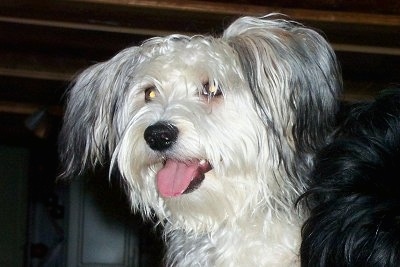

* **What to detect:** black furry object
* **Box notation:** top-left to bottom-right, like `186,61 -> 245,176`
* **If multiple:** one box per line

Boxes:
300,89 -> 400,267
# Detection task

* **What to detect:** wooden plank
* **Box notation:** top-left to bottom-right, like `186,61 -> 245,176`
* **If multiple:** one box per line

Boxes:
0,101 -> 62,116
69,0 -> 400,26
0,15 -> 176,36
333,44 -> 400,56
0,68 -> 72,82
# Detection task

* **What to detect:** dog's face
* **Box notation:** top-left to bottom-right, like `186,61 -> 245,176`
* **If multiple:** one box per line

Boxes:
59,15 -> 342,233
112,38 -> 269,230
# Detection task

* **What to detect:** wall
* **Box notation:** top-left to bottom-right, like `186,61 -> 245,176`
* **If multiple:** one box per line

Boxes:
0,145 -> 29,267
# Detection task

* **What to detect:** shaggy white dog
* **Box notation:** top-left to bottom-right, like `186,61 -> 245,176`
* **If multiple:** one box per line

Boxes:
59,14 -> 342,266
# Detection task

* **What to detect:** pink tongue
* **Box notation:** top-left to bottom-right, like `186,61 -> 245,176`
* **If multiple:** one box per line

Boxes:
157,159 -> 200,197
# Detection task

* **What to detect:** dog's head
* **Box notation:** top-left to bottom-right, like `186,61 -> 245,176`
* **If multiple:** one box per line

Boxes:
59,15 -> 342,232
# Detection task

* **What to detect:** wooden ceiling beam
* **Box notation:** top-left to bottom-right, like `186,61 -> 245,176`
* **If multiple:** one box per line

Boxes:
0,101 -> 62,116
68,0 -> 400,26
0,68 -> 73,82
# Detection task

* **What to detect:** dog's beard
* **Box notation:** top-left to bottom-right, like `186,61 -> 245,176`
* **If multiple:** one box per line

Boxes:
112,91 -> 284,233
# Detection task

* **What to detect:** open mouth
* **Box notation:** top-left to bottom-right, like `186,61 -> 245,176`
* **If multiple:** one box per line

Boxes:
156,159 -> 212,198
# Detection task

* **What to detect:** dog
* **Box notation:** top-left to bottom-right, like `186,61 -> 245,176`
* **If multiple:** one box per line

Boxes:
300,89 -> 400,266
59,14 -> 342,266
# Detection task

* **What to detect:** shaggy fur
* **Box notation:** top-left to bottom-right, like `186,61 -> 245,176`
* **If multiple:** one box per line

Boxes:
301,89 -> 400,266
59,14 -> 342,266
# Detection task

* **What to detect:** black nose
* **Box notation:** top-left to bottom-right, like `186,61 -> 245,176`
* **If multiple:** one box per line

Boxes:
144,122 -> 179,151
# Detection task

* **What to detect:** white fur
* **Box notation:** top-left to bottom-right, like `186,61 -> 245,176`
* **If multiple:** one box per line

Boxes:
60,14 -> 342,266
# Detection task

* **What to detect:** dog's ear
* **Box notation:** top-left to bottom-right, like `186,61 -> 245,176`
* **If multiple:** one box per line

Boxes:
224,15 -> 342,153
58,47 -> 140,178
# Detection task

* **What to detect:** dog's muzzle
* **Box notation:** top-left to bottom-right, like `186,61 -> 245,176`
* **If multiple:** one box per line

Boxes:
144,121 -> 179,151
144,121 -> 212,197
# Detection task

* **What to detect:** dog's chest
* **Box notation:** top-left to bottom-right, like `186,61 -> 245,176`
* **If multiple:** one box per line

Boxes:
166,218 -> 301,267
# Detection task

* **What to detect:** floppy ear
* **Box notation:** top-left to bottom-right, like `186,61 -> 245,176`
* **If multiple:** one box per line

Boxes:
223,15 -> 342,154
58,47 -> 140,178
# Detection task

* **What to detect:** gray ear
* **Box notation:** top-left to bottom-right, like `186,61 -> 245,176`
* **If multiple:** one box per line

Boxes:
223,16 -> 342,153
58,47 -> 139,178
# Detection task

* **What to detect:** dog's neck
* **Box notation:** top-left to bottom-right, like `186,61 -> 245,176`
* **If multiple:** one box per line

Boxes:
164,213 -> 302,266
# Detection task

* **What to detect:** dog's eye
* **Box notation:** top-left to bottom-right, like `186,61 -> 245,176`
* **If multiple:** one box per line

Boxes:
202,82 -> 222,98
144,86 -> 158,102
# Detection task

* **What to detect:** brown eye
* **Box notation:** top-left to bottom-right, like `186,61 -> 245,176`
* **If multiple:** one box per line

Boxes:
202,81 -> 222,97
145,86 -> 157,102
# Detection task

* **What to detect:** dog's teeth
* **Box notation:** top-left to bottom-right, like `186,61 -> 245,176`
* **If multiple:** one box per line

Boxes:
199,159 -> 207,165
